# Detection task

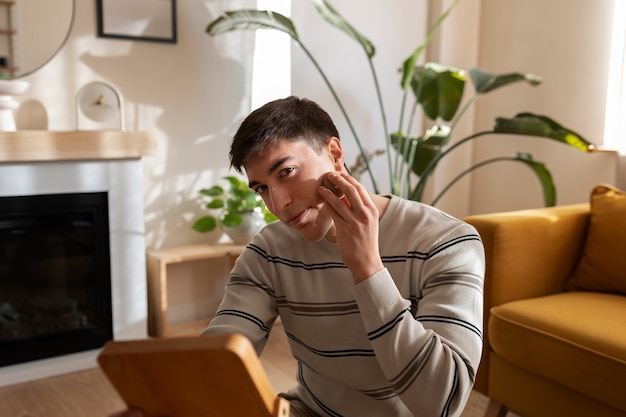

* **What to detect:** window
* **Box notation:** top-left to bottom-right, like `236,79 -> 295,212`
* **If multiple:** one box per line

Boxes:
604,0 -> 626,154
251,0 -> 291,110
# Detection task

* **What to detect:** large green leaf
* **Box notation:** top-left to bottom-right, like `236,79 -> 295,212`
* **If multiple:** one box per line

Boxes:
511,152 -> 556,206
392,125 -> 450,177
470,68 -> 542,94
312,0 -> 375,58
400,0 -> 462,90
428,153 -> 556,206
494,113 -> 596,152
411,63 -> 466,121
206,10 -> 299,40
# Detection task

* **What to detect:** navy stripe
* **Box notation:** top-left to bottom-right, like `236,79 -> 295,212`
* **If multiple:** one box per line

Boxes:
427,235 -> 482,260
249,244 -> 347,270
287,332 -> 375,358
418,315 -> 483,339
299,366 -> 344,417
276,298 -> 360,316
367,309 -> 408,340
441,362 -> 459,417
248,234 -> 481,269
227,275 -> 276,296
214,309 -> 270,334
384,234 -> 481,264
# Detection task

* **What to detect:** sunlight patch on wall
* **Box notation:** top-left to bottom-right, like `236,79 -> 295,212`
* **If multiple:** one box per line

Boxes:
251,0 -> 291,111
604,0 -> 626,154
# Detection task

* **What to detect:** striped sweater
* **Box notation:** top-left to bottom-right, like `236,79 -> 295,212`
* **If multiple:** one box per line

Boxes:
203,195 -> 485,417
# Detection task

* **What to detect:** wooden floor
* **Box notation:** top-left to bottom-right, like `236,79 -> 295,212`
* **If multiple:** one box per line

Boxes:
0,322 -> 497,417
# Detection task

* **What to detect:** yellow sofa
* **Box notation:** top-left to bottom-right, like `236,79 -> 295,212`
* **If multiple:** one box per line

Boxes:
464,184 -> 626,417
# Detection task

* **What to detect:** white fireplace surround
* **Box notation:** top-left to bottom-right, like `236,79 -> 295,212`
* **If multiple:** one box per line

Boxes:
0,131 -> 156,387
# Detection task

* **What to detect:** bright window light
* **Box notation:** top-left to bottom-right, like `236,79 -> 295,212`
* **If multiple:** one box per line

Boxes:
250,1 -> 291,111
604,0 -> 626,154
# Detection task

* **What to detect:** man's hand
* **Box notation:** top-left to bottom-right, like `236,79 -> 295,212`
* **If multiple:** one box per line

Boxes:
319,173 -> 385,283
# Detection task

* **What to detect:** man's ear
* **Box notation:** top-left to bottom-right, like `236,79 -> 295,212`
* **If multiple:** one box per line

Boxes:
326,137 -> 344,170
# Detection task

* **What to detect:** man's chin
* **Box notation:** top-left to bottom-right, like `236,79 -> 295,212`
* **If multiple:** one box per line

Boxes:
299,230 -> 326,243
297,220 -> 333,243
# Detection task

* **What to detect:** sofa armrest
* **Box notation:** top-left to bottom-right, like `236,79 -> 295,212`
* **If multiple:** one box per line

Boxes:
464,203 -> 589,394
465,203 -> 589,306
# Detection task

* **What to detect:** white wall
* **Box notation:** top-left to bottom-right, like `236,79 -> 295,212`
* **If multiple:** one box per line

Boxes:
290,0 -> 620,218
17,0 -> 257,250
290,0 -> 430,198
469,0 -> 619,214
14,0 -> 622,251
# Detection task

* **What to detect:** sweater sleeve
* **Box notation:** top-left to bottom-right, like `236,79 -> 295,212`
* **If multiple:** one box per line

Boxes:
201,245 -> 278,356
352,234 -> 484,417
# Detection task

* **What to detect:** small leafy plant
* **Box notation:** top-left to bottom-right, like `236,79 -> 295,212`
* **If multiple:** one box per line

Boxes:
192,176 -> 277,233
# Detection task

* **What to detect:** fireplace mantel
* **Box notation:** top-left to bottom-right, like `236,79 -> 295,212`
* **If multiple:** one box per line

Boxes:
0,130 -> 157,163
0,131 -> 152,386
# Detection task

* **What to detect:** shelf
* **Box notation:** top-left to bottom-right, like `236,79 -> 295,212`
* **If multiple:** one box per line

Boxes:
146,244 -> 246,338
0,130 -> 158,162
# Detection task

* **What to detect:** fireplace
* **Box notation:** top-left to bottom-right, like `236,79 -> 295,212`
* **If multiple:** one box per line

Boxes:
0,130 -> 155,386
0,192 -> 113,367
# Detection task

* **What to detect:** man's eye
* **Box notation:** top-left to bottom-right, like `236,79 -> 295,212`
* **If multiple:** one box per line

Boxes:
279,167 -> 295,178
254,185 -> 267,194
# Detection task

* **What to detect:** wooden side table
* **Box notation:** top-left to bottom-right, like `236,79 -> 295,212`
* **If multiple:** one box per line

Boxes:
146,244 -> 245,338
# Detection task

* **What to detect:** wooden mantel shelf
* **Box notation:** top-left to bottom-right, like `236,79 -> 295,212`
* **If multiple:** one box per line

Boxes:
0,130 -> 158,162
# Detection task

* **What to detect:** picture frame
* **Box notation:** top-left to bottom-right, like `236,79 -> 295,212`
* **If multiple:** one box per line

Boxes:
96,0 -> 177,44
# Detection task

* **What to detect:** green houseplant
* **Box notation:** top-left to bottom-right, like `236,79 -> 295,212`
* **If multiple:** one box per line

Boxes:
206,0 -> 596,206
192,176 -> 277,244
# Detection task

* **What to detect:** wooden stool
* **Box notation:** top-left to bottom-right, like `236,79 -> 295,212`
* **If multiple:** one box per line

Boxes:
98,333 -> 290,417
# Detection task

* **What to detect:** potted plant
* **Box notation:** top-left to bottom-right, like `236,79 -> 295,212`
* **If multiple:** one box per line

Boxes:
206,0 -> 596,207
192,176 -> 277,244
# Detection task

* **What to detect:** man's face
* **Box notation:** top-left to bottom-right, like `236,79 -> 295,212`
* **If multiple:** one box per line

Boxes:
246,138 -> 343,242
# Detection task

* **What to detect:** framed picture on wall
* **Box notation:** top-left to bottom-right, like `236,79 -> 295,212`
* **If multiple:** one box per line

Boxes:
97,0 -> 177,44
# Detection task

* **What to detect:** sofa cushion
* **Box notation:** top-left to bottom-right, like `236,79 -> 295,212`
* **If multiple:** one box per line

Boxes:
489,291 -> 626,412
566,184 -> 626,295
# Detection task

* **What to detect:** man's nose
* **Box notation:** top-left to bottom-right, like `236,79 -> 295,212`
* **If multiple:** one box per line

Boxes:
268,187 -> 291,214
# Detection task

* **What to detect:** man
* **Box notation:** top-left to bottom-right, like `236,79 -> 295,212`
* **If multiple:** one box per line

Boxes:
117,96 -> 484,417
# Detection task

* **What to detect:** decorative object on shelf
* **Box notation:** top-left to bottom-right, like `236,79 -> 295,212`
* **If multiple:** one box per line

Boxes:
0,79 -> 29,131
0,0 -> 75,80
75,81 -> 124,130
96,0 -> 177,44
192,176 -> 277,244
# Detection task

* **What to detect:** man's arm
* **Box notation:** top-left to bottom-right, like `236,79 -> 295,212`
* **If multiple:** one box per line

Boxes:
353,240 -> 484,417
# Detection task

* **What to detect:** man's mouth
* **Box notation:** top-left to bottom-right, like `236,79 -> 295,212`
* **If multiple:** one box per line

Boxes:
287,209 -> 308,227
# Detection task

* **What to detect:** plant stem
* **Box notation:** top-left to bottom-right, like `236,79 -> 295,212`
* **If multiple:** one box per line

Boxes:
366,56 -> 392,195
296,39 -> 379,193
430,156 -> 511,205
411,130 -> 495,200
449,93 -> 479,135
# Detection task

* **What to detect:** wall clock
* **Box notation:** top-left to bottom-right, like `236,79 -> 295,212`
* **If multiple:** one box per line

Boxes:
76,81 -> 124,130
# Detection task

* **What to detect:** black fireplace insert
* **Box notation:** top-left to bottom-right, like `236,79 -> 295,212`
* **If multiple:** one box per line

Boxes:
0,192 -> 113,367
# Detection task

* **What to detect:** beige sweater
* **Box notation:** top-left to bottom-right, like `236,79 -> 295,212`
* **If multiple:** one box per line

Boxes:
204,195 -> 485,417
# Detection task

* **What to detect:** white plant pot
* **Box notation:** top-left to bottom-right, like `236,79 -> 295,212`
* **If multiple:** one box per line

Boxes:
222,211 -> 266,244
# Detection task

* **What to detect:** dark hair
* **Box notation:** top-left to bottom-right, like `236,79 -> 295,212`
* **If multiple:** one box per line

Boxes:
229,96 -> 340,172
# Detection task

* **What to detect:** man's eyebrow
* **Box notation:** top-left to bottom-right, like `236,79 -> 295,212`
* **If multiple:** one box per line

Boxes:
248,156 -> 291,188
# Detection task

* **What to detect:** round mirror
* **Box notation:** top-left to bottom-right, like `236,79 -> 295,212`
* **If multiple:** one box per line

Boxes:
0,0 -> 75,79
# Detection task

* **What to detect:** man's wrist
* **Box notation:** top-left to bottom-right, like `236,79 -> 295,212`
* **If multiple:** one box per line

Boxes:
352,264 -> 385,284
